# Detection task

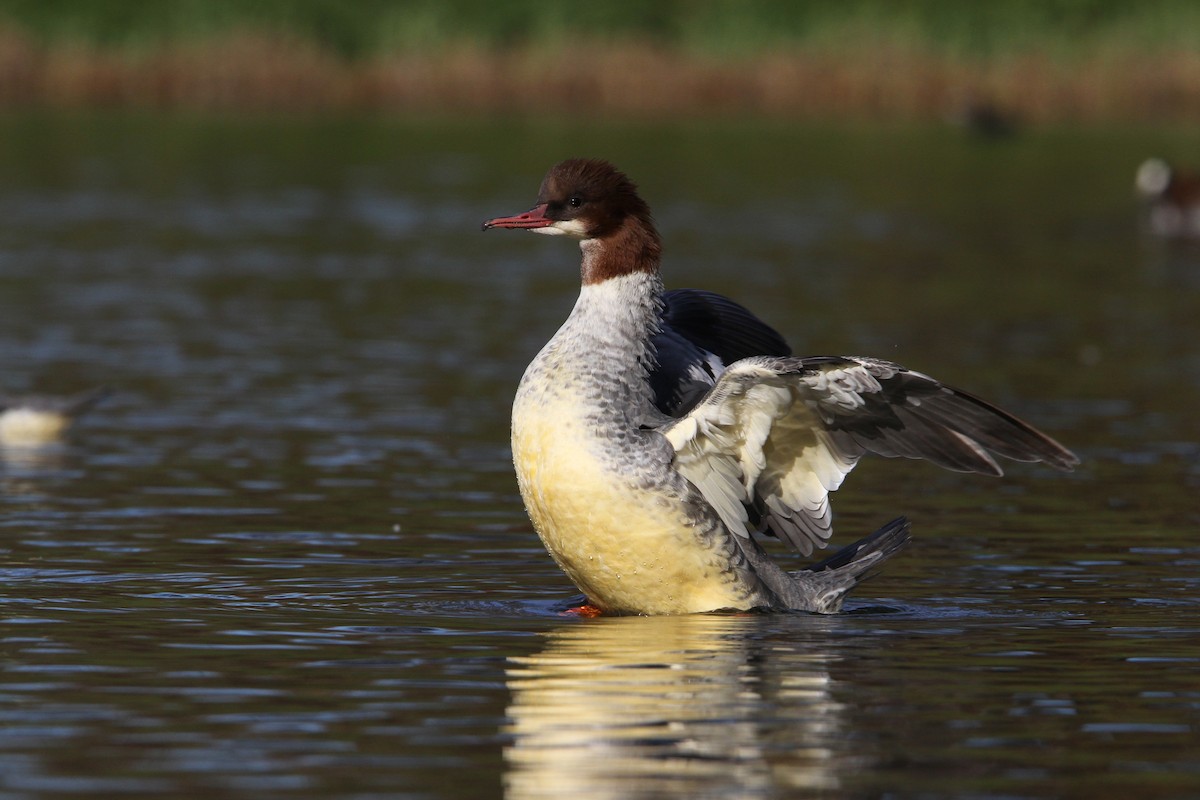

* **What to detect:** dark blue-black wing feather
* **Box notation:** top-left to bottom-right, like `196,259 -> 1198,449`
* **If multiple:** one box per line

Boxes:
649,288 -> 791,416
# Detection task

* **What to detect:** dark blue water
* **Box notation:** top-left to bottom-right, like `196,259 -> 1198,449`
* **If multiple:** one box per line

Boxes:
0,113 -> 1197,798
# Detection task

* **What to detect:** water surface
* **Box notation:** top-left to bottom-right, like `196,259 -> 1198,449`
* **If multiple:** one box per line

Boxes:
0,113 -> 1197,798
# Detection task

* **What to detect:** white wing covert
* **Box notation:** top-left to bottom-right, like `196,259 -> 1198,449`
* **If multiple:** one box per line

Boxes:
661,356 -> 1079,556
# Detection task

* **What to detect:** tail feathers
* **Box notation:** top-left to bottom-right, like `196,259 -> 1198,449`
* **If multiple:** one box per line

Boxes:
805,516 -> 911,577
800,516 -> 912,613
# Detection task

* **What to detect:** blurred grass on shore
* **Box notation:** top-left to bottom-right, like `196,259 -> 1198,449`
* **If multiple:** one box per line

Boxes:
0,0 -> 1198,119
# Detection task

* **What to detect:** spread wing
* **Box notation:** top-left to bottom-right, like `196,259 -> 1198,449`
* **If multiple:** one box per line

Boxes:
650,288 -> 791,416
660,356 -> 1079,555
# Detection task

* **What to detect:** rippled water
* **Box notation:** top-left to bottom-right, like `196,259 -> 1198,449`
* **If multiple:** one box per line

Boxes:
0,113 -> 1198,798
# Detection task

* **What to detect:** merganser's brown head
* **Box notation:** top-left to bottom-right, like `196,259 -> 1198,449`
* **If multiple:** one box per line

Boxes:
483,159 -> 662,282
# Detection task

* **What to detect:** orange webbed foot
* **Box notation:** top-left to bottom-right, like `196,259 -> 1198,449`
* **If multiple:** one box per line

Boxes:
562,603 -> 604,618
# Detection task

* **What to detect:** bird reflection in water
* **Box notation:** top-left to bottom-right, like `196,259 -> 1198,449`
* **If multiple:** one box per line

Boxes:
504,614 -> 847,799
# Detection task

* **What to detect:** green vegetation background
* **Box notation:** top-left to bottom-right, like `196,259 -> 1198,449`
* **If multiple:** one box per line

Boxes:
1,0 -> 1198,60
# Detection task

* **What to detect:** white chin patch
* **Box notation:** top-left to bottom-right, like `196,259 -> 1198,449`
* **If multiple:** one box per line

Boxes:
531,219 -> 589,237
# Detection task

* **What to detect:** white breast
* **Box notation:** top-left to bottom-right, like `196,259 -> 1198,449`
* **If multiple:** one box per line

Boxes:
510,275 -> 750,613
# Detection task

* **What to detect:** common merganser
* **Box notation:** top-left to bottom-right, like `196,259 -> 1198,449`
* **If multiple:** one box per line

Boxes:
484,158 -> 1079,616
0,386 -> 111,446
1136,158 -> 1200,239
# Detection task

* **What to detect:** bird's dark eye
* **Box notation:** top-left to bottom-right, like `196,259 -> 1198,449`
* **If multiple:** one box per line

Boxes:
568,196 -> 583,208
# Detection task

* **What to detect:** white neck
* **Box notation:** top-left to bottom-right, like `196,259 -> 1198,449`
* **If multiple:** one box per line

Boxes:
523,270 -> 664,426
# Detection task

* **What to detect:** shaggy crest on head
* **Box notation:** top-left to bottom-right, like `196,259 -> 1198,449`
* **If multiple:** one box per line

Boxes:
483,159 -> 1078,617
485,159 -> 661,284
537,158 -> 654,239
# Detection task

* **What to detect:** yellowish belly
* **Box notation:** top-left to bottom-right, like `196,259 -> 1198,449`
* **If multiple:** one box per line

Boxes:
511,403 -> 745,615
